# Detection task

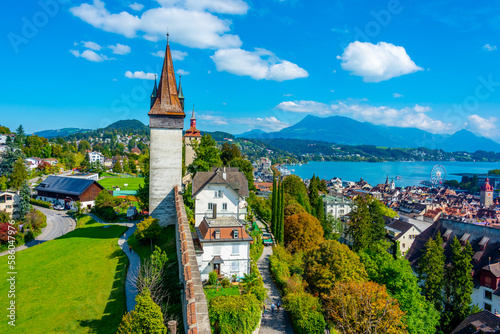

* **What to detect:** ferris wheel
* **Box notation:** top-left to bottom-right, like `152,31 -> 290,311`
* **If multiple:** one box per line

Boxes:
430,165 -> 447,185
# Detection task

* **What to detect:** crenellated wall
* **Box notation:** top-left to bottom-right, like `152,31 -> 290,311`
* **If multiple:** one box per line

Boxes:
174,186 -> 211,334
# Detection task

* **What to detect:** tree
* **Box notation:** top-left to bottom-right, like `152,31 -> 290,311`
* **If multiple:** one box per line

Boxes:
10,157 -> 28,190
18,180 -> 31,220
14,125 -> 25,147
271,173 -> 277,233
360,241 -> 439,334
347,195 -> 386,252
221,142 -> 242,166
284,202 -> 306,219
418,232 -> 445,313
323,213 -> 342,240
283,175 -> 311,212
134,246 -> 168,305
0,176 -> 7,191
303,240 -> 367,294
77,140 -> 91,155
134,217 -> 162,243
284,212 -> 324,253
0,146 -> 25,177
276,177 -> 285,244
308,175 -> 320,218
322,281 -> 407,334
113,161 -> 122,173
136,156 -> 149,211
442,237 -> 474,332
129,159 -> 137,174
117,288 -> 167,334
188,134 -> 222,173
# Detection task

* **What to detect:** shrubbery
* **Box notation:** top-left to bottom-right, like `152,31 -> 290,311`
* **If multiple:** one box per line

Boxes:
284,292 -> 326,334
134,217 -> 161,243
209,294 -> 261,334
94,189 -> 118,221
29,198 -> 52,208
209,271 -> 218,286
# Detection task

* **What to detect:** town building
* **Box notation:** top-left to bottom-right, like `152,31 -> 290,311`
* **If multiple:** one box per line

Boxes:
323,195 -> 352,218
481,178 -> 494,208
148,35 -> 185,226
183,108 -> 201,168
451,310 -> 500,334
34,175 -> 104,209
88,151 -> 104,164
385,219 -> 421,255
192,167 -> 249,226
0,192 -> 19,219
194,215 -> 252,281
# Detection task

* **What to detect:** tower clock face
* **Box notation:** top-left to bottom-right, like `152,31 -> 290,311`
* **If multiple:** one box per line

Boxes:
487,192 -> 492,197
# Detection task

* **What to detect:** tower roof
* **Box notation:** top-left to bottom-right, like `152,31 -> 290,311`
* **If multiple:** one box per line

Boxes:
482,178 -> 494,192
191,107 -> 195,120
184,106 -> 201,138
150,76 -> 157,98
148,38 -> 184,116
178,75 -> 184,99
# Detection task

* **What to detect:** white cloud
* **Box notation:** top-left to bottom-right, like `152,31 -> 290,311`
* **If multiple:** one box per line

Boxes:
338,41 -> 423,82
199,114 -> 289,131
393,93 -> 403,98
129,2 -> 144,11
70,49 -> 111,62
108,43 -> 131,54
70,0 -> 243,49
466,115 -> 498,137
182,0 -> 249,14
171,50 -> 188,60
125,70 -> 156,79
277,100 -> 451,133
82,41 -> 102,50
211,48 -> 308,81
152,50 -> 165,57
483,43 -> 497,51
176,69 -> 189,75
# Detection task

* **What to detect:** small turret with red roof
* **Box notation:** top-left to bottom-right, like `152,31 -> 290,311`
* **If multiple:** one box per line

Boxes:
482,178 -> 494,192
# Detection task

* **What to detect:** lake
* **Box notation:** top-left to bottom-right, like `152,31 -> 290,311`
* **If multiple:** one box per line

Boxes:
282,161 -> 500,188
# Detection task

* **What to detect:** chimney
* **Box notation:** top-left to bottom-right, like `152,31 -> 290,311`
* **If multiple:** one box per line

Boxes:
213,204 -> 217,219
223,166 -> 226,180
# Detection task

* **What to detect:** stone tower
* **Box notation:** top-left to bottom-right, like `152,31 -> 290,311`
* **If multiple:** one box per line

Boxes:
480,177 -> 494,208
183,107 -> 201,168
148,37 -> 185,225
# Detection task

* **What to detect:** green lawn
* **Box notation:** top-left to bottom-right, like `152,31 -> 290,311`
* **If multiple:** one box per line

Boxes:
98,177 -> 144,191
204,285 -> 241,303
0,217 -> 128,334
127,224 -> 177,262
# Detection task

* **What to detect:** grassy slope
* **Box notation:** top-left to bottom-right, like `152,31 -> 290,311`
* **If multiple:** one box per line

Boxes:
204,286 -> 241,303
0,217 -> 128,334
98,177 -> 144,191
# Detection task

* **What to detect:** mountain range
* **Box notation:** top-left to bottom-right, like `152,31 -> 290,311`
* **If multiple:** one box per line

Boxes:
238,115 -> 500,153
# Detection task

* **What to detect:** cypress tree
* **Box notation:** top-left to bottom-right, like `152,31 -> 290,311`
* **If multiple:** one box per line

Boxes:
418,231 -> 445,313
279,177 -> 285,244
271,173 -> 277,234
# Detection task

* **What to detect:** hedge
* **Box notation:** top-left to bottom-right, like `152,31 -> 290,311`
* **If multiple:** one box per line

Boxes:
30,199 -> 52,208
209,294 -> 261,334
284,292 -> 326,334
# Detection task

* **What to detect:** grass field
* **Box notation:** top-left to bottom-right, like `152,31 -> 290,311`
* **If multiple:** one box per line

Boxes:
98,177 -> 144,191
0,216 -> 128,334
204,285 -> 241,303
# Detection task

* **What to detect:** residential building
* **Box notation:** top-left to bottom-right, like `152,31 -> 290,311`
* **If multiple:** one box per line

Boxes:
88,151 -> 104,164
34,175 -> 104,209
385,219 -> 421,255
43,158 -> 59,166
323,195 -> 352,218
451,310 -> 500,333
0,192 -> 19,219
194,216 -> 252,281
26,157 -> 43,169
192,167 -> 249,226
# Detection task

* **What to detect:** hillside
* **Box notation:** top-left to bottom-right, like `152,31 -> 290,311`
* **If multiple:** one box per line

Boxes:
34,127 -> 91,139
104,119 -> 147,131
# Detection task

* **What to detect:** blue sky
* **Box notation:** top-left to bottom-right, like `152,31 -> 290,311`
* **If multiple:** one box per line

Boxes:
2,0 -> 500,141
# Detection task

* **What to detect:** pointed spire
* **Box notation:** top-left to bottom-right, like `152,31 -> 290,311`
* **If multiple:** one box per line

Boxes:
386,174 -> 389,184
148,35 -> 184,115
150,75 -> 158,109
191,105 -> 195,120
184,105 -> 201,138
178,75 -> 185,112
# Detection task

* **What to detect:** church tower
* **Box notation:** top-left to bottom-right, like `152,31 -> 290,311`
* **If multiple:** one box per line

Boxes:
148,36 -> 185,225
183,107 -> 201,168
480,177 -> 494,208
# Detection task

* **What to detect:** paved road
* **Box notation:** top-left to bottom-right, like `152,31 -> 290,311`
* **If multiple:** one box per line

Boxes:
0,206 -> 76,257
258,245 -> 295,334
88,214 -> 140,312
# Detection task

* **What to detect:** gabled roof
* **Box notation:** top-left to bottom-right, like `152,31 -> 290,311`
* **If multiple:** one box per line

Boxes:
35,176 -> 103,196
148,38 -> 184,116
386,219 -> 418,239
192,167 -> 249,198
451,310 -> 500,333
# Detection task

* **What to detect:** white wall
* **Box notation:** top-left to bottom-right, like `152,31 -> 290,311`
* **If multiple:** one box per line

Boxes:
398,226 -> 420,255
324,201 -> 352,219
472,285 -> 500,313
197,241 -> 251,281
194,184 -> 240,226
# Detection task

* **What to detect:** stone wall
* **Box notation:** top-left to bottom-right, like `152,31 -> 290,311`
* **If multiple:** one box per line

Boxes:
174,186 -> 211,334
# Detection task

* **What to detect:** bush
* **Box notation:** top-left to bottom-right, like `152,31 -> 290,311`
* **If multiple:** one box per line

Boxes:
241,262 -> 267,302
209,271 -> 218,286
209,294 -> 261,334
25,208 -> 47,231
284,292 -> 326,334
221,277 -> 231,288
99,206 -> 117,221
29,198 -> 51,208
134,217 -> 161,242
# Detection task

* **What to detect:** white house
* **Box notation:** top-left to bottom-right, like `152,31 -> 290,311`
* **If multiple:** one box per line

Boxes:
195,216 -> 252,281
26,157 -> 43,170
0,192 -> 19,219
385,219 -> 421,255
88,151 -> 104,164
192,167 -> 248,226
323,195 -> 352,218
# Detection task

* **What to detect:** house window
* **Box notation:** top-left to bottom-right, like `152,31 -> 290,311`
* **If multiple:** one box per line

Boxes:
215,229 -> 220,240
232,244 -> 239,254
208,203 -> 213,210
402,243 -> 405,248
223,203 -> 228,210
214,245 -> 221,255
215,190 -> 223,198
485,303 -> 492,312
233,229 -> 239,239
231,261 -> 239,272
485,276 -> 492,288
485,290 -> 492,300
